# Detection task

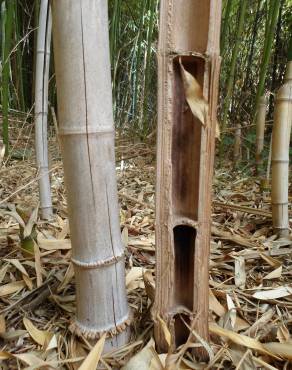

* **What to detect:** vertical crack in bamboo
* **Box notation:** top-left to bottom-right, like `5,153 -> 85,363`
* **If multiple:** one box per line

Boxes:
51,0 -> 129,349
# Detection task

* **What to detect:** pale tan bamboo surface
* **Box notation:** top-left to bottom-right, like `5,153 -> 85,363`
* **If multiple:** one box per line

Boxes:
51,0 -> 129,349
271,66 -> 292,237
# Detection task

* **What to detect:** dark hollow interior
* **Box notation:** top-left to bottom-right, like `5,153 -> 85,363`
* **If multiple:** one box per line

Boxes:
173,225 -> 196,308
173,225 -> 196,346
171,56 -> 205,221
174,314 -> 192,348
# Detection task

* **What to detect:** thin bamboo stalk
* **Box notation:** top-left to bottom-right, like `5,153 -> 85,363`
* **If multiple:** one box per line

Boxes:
271,66 -> 292,237
51,0 -> 129,349
2,0 -> 14,155
219,0 -> 247,158
131,2 -> 146,121
220,0 -> 232,54
266,135 -> 272,182
141,0 -> 156,130
233,122 -> 242,165
153,0 -> 221,361
14,3 -> 25,111
255,95 -> 266,172
34,0 -> 53,220
254,0 -> 280,121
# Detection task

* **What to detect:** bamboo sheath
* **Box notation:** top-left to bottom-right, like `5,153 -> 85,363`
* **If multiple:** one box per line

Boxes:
255,95 -> 266,171
51,0 -> 129,348
271,63 -> 292,237
35,0 -> 53,220
153,0 -> 221,359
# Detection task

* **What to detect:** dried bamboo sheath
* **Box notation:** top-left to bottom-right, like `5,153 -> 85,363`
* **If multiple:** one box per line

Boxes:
51,0 -> 129,348
153,0 -> 221,358
35,0 -> 53,220
271,64 -> 292,237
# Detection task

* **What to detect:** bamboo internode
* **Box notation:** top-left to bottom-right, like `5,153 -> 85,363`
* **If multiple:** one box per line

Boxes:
51,0 -> 129,349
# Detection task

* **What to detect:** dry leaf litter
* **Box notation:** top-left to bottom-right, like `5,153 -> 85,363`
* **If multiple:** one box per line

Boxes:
0,117 -> 292,369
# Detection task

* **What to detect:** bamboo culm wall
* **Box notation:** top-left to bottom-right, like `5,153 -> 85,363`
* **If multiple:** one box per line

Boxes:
153,0 -> 222,361
51,0 -> 130,349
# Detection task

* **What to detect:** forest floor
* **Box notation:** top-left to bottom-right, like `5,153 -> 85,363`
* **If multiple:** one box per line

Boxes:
0,116 -> 292,369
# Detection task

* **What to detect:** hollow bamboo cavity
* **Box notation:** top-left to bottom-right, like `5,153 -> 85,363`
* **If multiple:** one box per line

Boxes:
153,0 -> 221,360
271,67 -> 292,237
255,95 -> 266,172
34,0 -> 53,220
51,0 -> 129,349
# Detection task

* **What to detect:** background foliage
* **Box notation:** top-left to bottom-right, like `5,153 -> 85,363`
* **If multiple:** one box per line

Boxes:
0,0 -> 291,146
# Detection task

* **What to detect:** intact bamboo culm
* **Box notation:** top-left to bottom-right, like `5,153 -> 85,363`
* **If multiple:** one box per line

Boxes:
2,0 -> 15,154
234,123 -> 242,165
34,0 -> 53,220
271,64 -> 292,237
51,0 -> 130,349
255,95 -> 266,173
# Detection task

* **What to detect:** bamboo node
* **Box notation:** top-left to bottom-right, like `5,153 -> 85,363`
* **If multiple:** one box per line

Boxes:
271,159 -> 289,164
71,251 -> 125,269
70,312 -> 132,339
58,127 -> 114,136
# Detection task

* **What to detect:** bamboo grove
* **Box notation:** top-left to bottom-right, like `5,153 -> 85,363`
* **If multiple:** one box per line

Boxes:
0,0 -> 158,144
0,0 -> 292,366
1,1 -> 291,150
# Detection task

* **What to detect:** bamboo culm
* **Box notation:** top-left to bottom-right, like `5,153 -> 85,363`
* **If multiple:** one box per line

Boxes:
253,0 -> 280,121
255,95 -> 266,173
51,0 -> 130,350
233,123 -> 242,165
219,0 -> 247,158
2,0 -> 15,154
34,0 -> 53,220
220,0 -> 232,54
153,0 -> 221,361
271,62 -> 292,237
